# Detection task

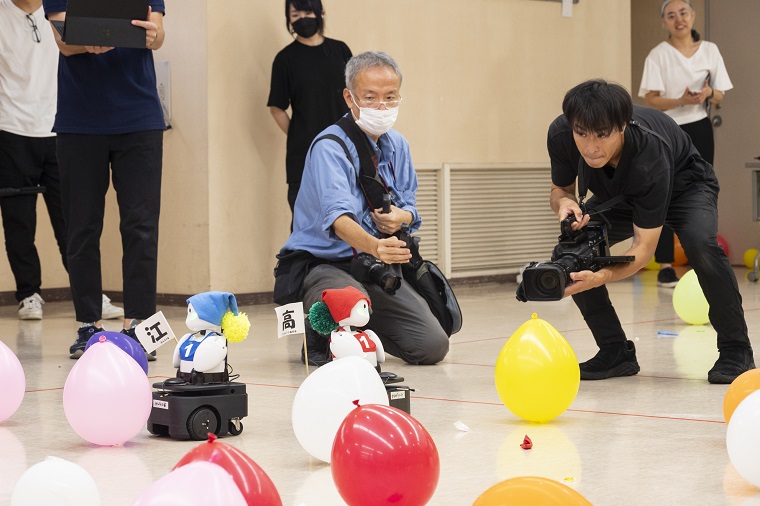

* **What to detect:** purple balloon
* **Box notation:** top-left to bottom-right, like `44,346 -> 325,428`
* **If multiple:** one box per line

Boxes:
86,331 -> 149,374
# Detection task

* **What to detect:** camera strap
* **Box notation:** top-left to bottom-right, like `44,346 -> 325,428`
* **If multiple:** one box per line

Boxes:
576,158 -> 627,216
311,117 -> 392,215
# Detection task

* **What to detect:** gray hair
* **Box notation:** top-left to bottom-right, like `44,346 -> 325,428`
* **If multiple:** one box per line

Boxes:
345,51 -> 403,91
660,0 -> 693,17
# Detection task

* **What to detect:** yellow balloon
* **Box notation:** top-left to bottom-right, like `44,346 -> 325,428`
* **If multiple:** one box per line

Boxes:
494,314 -> 580,422
643,256 -> 660,271
672,269 -> 710,325
672,326 -> 718,378
744,248 -> 759,269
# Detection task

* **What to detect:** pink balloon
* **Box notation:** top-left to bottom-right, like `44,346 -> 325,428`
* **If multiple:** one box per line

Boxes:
134,461 -> 247,505
63,340 -> 152,445
0,340 -> 25,423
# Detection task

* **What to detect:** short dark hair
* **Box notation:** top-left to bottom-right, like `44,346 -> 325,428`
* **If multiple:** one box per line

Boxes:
562,79 -> 633,134
286,0 -> 325,36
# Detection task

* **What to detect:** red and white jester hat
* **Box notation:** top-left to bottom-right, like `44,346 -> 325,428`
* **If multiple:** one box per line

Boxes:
321,286 -> 370,323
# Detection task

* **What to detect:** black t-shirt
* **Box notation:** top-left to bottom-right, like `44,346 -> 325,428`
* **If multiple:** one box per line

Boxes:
548,105 -> 719,229
268,38 -> 352,184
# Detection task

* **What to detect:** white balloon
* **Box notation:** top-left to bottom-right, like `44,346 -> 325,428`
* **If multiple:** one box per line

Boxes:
11,456 -> 100,506
291,356 -> 389,463
726,389 -> 760,488
133,461 -> 246,505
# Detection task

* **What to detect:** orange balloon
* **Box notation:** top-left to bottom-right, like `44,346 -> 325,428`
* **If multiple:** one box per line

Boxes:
473,476 -> 592,506
723,369 -> 760,423
673,235 -> 688,267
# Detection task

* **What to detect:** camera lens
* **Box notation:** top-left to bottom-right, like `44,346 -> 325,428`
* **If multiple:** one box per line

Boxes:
380,274 -> 402,294
367,263 -> 401,295
537,270 -> 561,293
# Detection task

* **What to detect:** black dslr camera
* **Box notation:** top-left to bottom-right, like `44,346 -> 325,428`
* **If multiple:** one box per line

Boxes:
350,254 -> 402,294
349,195 -> 405,295
516,214 -> 634,301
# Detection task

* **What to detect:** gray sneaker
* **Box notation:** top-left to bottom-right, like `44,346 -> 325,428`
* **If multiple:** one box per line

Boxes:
101,294 -> 125,320
70,325 -> 105,359
18,293 -> 44,320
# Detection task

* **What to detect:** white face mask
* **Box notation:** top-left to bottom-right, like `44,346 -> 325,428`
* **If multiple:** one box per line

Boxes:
351,95 -> 399,137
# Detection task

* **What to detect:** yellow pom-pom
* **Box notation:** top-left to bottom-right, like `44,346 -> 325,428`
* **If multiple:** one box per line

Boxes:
222,310 -> 250,343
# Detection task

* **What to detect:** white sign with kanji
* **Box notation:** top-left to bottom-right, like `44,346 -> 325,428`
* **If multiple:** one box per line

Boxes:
275,302 -> 305,339
133,311 -> 176,353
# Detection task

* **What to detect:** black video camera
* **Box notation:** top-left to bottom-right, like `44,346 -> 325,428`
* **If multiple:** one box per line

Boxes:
516,214 -> 634,301
350,253 -> 402,294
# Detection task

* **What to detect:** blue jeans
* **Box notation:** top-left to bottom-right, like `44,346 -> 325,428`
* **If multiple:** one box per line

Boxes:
573,185 -> 749,351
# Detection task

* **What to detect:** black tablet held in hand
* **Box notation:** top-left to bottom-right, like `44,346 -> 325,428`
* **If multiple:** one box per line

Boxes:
63,0 -> 149,49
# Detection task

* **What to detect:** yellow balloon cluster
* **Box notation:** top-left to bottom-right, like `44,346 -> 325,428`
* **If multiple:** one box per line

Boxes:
494,314 -> 580,422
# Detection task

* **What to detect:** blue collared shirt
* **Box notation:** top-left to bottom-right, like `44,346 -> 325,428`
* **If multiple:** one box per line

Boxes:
283,120 -> 421,260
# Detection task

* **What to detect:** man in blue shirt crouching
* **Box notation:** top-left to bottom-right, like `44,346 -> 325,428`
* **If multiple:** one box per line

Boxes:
279,51 -> 449,367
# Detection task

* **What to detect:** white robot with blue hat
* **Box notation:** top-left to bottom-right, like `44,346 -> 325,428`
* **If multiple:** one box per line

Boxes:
147,291 -> 251,440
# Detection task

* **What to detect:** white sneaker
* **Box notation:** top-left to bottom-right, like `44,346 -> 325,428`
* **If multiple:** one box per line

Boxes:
102,294 -> 125,320
19,293 -> 44,320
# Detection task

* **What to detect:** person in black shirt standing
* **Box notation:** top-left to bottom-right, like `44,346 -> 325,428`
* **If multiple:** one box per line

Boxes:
547,79 -> 754,384
267,0 -> 352,219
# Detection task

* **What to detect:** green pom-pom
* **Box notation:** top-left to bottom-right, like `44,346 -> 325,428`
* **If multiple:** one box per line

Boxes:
221,310 -> 250,343
308,302 -> 337,335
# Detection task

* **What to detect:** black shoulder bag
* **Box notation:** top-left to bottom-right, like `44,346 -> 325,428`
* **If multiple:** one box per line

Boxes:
312,117 -> 462,336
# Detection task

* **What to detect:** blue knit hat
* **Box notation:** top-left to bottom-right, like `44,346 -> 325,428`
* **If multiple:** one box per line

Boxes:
187,291 -> 239,326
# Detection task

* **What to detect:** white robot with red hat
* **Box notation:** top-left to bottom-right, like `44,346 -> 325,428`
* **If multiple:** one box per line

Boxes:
308,286 -> 385,368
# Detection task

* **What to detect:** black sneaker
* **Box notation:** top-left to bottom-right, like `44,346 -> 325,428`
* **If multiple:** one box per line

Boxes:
657,267 -> 679,287
121,325 -> 157,362
708,347 -> 756,384
580,340 -> 640,380
300,326 -> 332,367
69,325 -> 105,359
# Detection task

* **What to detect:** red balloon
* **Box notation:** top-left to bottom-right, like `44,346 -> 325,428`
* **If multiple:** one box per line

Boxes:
331,403 -> 439,506
174,433 -> 282,506
717,235 -> 729,257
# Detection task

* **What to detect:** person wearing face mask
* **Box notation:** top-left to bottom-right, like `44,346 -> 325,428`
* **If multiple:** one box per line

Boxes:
275,51 -> 450,368
267,0 -> 352,223
638,0 -> 732,288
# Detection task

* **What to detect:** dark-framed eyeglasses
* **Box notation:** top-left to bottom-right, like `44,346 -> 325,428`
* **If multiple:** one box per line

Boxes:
26,13 -> 41,44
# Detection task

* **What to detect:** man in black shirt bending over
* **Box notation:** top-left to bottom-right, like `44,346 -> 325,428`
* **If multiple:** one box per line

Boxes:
547,79 -> 754,384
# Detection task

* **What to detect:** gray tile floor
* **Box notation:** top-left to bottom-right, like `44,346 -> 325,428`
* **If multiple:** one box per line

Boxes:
1,266 -> 759,505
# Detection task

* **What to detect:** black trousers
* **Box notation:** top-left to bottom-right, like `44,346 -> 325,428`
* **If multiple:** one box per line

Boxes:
0,131 -> 67,301
655,117 -> 714,264
57,131 -> 163,322
573,185 -> 749,351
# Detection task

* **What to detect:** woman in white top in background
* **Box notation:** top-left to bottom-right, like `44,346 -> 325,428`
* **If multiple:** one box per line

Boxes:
638,0 -> 732,287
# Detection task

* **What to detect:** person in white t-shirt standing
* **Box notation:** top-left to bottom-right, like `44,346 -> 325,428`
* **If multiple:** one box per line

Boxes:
0,0 -> 123,320
638,0 -> 732,288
